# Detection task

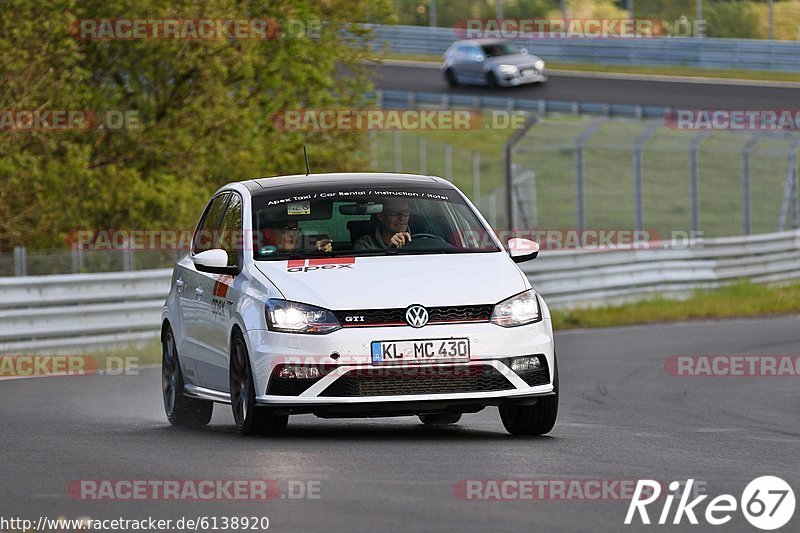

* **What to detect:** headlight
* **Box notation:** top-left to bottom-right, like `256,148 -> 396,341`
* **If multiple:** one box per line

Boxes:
497,64 -> 518,75
534,59 -> 545,71
490,290 -> 541,327
265,299 -> 341,334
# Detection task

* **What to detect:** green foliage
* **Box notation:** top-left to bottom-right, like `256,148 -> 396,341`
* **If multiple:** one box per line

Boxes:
0,0 -> 393,251
392,0 -> 555,28
705,1 -> 766,39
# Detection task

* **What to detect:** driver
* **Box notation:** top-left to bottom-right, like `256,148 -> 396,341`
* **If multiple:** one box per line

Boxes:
354,198 -> 412,250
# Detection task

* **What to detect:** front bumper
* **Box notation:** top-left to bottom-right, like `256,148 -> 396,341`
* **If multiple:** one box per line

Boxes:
498,69 -> 547,86
244,320 -> 555,413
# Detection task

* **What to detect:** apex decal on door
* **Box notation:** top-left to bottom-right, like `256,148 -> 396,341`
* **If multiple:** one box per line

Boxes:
287,257 -> 355,272
212,275 -> 233,297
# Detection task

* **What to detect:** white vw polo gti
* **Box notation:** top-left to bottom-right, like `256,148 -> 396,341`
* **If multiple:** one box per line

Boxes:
161,173 -> 558,435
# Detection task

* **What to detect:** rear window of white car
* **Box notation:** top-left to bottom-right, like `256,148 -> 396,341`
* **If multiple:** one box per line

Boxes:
250,187 -> 501,259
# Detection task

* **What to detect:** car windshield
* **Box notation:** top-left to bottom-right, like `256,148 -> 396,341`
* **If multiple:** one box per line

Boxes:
250,186 -> 501,260
481,43 -> 523,57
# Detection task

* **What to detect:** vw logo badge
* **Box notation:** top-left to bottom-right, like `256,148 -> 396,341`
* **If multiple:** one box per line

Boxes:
405,305 -> 429,328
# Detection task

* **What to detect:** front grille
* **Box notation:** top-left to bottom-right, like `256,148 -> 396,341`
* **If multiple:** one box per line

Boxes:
319,365 -> 513,397
333,305 -> 493,328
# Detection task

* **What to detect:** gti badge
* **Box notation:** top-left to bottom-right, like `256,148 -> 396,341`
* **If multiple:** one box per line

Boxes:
405,305 -> 429,328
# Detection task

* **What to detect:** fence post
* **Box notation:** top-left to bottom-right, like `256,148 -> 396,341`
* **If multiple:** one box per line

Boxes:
71,244 -> 85,273
472,151 -> 481,206
418,136 -> 427,174
488,191 -> 497,228
575,147 -> 585,232
792,153 -> 799,230
632,122 -> 661,232
742,135 -> 759,235
13,246 -> 26,277
504,114 -> 539,232
393,130 -> 402,172
444,144 -> 453,181
123,244 -> 134,272
689,132 -> 709,234
574,120 -> 607,233
369,130 -> 378,170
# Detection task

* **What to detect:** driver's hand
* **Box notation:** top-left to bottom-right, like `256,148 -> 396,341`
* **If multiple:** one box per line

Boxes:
316,239 -> 333,252
390,232 -> 412,248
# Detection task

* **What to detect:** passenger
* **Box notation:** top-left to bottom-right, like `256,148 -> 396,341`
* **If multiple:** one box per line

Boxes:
265,220 -> 332,252
354,199 -> 413,250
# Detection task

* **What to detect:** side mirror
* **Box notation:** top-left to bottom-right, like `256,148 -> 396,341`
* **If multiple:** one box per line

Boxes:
507,238 -> 539,263
520,48 -> 529,55
192,249 -> 239,275
474,54 -> 485,62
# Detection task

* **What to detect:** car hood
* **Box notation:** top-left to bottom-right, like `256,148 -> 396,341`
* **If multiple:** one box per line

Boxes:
487,53 -> 542,68
254,252 -> 529,310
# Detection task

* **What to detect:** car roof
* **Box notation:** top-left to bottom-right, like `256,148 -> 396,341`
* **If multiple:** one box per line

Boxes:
241,173 -> 454,194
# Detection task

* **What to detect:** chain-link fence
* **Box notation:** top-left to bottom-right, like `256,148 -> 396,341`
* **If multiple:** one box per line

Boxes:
371,114 -> 800,238
0,247 -> 185,277
513,116 -> 799,238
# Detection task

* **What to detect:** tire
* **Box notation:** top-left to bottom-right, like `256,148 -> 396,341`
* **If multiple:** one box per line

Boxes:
486,71 -> 499,88
444,69 -> 458,87
419,413 -> 462,425
162,327 -> 213,427
230,331 -> 289,436
499,356 -> 559,436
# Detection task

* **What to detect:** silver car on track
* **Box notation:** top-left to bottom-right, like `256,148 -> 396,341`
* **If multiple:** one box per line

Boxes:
442,39 -> 547,88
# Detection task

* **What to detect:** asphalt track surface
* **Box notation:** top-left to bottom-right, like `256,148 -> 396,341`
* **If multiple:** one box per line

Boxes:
376,62 -> 800,109
2,316 -> 798,532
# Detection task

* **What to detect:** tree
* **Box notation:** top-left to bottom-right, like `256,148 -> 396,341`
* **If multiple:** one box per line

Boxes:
0,0 -> 393,251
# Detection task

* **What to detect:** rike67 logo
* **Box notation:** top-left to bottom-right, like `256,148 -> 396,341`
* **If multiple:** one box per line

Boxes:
626,477 -> 795,530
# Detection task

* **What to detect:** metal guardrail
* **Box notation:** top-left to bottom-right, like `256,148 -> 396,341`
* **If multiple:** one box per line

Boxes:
376,89 -> 670,119
372,25 -> 800,73
1,229 -> 798,353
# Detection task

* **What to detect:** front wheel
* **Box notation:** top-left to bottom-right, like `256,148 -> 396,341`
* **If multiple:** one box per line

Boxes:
499,356 -> 559,436
486,71 -> 499,88
444,69 -> 458,87
230,332 -> 288,436
162,328 -> 213,427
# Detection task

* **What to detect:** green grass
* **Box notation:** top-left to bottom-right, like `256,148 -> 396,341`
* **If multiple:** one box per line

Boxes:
383,53 -> 800,83
550,281 -> 800,330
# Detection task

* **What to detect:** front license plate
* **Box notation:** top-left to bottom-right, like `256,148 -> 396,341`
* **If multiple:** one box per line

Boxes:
371,338 -> 470,365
